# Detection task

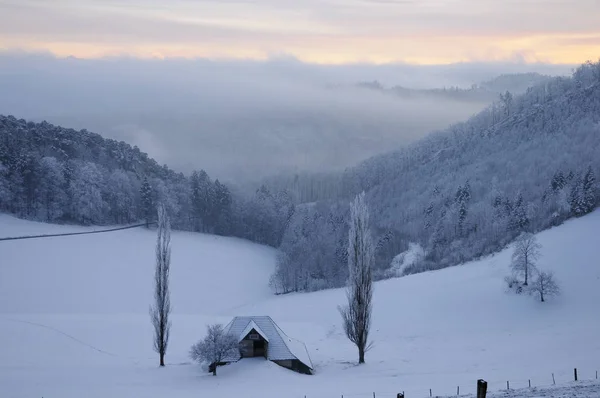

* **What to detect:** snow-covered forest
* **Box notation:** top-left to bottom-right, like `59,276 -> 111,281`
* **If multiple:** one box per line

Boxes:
0,117 -> 293,247
269,60 -> 600,292
1,60 -> 600,294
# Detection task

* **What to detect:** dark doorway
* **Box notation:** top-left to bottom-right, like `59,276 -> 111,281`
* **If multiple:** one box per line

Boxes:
253,339 -> 266,357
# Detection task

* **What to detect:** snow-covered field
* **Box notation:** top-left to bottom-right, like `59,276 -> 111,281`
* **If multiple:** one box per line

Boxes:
1,212 -> 599,398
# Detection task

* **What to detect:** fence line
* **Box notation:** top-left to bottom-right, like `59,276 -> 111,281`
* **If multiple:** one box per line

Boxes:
0,222 -> 155,242
295,366 -> 600,398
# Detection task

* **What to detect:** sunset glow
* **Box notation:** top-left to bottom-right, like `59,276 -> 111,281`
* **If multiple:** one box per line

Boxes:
0,0 -> 598,64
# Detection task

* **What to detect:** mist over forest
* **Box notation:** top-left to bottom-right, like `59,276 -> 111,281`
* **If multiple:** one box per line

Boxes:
0,52 -> 572,183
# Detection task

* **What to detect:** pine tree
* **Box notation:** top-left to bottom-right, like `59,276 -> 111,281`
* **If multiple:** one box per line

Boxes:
581,166 -> 596,214
455,181 -> 471,236
569,174 -> 584,216
213,179 -> 232,235
424,201 -> 434,231
510,193 -> 529,232
190,171 -> 202,231
140,177 -> 154,227
550,170 -> 566,192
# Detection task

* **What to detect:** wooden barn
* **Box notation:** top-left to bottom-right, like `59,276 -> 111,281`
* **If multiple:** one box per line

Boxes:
219,316 -> 313,375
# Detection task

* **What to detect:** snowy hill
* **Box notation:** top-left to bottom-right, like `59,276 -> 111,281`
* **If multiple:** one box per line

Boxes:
1,212 -> 600,397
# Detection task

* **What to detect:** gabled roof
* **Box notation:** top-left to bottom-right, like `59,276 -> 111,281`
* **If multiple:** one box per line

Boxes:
239,320 -> 269,342
222,316 -> 313,370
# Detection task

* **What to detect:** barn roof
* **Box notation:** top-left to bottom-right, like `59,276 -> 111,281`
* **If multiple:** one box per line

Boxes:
239,320 -> 270,342
222,316 -> 313,369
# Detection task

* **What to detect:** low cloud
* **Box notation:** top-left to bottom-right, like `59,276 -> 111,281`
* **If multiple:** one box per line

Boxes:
0,52 -> 574,183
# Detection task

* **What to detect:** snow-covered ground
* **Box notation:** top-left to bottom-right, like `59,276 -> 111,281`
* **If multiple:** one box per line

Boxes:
443,381 -> 600,398
1,212 -> 599,398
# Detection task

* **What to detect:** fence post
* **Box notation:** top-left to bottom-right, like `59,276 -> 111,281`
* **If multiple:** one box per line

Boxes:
396,394 -> 404,398
457,386 -> 460,396
574,368 -> 578,381
506,381 -> 510,390
476,379 -> 487,398
552,373 -> 555,385
528,379 -> 531,388
373,393 -> 375,398
429,388 -> 432,397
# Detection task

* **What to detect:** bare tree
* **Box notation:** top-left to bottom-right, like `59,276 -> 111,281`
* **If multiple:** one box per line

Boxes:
339,192 -> 374,364
190,324 -> 239,376
529,271 -> 560,302
511,232 -> 541,286
150,204 -> 172,367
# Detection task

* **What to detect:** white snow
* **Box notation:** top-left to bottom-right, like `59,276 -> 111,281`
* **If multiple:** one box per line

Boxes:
1,212 -> 599,398
390,242 -> 425,276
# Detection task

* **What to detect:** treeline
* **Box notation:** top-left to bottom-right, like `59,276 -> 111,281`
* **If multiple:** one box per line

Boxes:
0,116 -> 293,246
269,60 -> 600,293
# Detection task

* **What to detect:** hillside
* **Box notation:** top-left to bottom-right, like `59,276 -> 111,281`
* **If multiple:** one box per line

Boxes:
1,210 -> 599,397
269,61 -> 600,292
0,114 -> 294,248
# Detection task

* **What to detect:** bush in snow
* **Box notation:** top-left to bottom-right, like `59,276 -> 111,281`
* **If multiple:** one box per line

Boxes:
189,324 -> 239,376
504,275 -> 525,294
529,271 -> 560,302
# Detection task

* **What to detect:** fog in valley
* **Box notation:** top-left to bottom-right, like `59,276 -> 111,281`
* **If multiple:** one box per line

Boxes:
0,52 -> 572,183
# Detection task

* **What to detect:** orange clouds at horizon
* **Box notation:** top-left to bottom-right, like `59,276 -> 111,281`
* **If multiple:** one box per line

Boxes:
2,34 -> 597,66
1,0 -> 598,66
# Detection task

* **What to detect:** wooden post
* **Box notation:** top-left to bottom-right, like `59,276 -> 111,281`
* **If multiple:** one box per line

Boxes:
574,368 -> 578,381
506,381 -> 510,390
429,388 -> 432,397
373,393 -> 375,398
552,373 -> 555,385
396,394 -> 404,398
477,379 -> 487,398
596,370 -> 598,379
528,379 -> 531,388
457,386 -> 460,396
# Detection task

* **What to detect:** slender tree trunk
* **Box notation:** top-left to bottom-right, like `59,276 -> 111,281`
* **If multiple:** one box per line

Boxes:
524,252 -> 528,285
213,366 -> 217,376
359,346 -> 365,364
160,352 -> 165,367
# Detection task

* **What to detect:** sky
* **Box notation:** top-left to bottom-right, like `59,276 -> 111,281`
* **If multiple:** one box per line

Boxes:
0,0 -> 599,64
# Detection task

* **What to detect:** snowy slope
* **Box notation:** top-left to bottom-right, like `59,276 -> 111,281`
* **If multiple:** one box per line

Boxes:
1,212 -> 599,398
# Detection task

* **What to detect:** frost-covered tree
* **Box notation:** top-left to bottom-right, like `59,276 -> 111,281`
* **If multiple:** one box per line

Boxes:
106,170 -> 136,224
150,205 -> 172,367
510,193 -> 529,232
511,232 -> 541,286
69,162 -> 106,224
140,177 -> 154,227
581,166 -> 597,214
189,324 -> 239,376
339,192 -> 373,364
529,271 -> 560,302
500,90 -> 513,117
38,156 -> 66,221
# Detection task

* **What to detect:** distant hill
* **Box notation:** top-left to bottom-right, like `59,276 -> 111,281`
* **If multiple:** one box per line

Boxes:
355,72 -> 554,103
